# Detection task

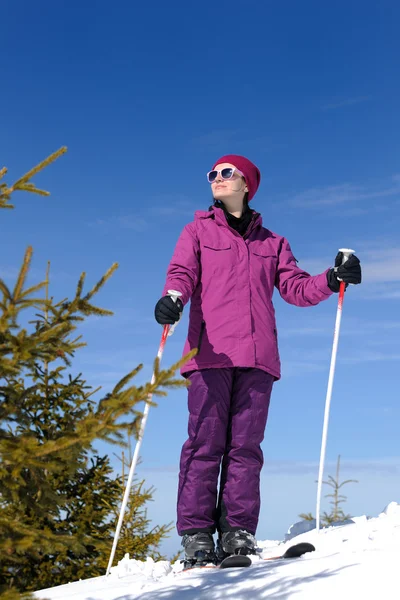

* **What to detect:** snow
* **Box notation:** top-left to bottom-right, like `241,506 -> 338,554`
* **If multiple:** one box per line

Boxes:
34,501 -> 400,599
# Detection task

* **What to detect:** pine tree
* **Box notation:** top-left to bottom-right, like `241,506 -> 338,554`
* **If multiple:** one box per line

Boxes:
299,455 -> 358,526
320,455 -> 358,525
0,151 -> 195,598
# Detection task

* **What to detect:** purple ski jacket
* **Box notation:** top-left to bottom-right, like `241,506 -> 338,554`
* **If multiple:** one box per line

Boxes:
162,206 -> 333,380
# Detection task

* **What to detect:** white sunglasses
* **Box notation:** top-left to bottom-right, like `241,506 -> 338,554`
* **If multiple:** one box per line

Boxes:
207,167 -> 245,183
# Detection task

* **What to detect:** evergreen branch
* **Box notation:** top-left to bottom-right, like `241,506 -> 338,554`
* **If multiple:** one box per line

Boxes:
83,263 -> 119,301
0,147 -> 67,212
153,356 -> 160,379
0,280 -> 12,302
12,247 -> 34,301
164,349 -> 198,376
324,492 -> 337,499
52,296 -> 69,309
18,282 -> 48,301
338,479 -> 358,487
77,302 -> 114,317
85,385 -> 102,399
12,147 -> 67,188
322,475 -> 336,488
298,512 -> 315,521
15,183 -> 50,197
13,353 -> 195,458
76,272 -> 86,300
33,321 -> 71,343
329,496 -> 348,506
0,178 -> 15,208
111,365 -> 143,395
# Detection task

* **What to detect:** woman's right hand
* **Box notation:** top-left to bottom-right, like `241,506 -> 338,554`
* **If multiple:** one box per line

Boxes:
154,296 -> 183,325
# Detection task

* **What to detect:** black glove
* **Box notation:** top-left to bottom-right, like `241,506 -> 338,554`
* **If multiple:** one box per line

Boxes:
154,295 -> 183,325
327,252 -> 362,293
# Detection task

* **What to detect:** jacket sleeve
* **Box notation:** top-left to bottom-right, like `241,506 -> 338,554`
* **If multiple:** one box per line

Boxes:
162,222 -> 200,305
275,238 -> 333,307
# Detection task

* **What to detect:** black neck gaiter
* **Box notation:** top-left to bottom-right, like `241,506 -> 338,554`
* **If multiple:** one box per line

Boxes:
212,200 -> 254,237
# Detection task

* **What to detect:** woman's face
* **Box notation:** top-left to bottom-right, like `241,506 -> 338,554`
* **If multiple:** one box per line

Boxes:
211,162 -> 248,202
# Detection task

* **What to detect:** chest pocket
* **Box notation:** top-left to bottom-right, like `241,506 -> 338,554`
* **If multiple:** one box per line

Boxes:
201,240 -> 234,271
250,244 -> 278,283
251,243 -> 278,260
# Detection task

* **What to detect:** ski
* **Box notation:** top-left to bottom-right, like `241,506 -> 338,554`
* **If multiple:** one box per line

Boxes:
219,554 -> 252,569
182,541 -> 315,572
279,542 -> 315,560
220,541 -> 315,569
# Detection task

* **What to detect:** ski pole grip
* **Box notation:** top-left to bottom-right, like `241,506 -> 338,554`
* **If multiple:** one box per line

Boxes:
167,289 -> 183,336
336,248 -> 355,281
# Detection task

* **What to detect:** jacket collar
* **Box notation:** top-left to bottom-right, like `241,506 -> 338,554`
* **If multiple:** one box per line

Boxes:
195,206 -> 262,238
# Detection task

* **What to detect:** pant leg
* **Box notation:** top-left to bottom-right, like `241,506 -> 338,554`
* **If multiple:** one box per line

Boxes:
216,368 -> 274,535
177,368 -> 234,535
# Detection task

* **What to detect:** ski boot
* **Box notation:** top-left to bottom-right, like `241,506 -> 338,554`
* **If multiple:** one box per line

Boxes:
181,532 -> 217,569
216,529 -> 257,562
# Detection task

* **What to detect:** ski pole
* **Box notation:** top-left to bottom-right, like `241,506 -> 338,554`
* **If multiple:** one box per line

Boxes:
315,249 -> 354,533
106,289 -> 182,576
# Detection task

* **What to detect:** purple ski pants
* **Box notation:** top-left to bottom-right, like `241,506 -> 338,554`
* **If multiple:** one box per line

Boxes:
177,367 -> 274,536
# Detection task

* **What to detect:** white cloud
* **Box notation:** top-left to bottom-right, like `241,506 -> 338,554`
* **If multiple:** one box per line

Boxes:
322,96 -> 370,110
374,289 -> 400,299
290,175 -> 400,208
88,196 -> 198,230
0,264 -> 75,285
147,195 -> 198,217
90,215 -> 148,232
363,262 -> 400,284
295,257 -> 332,274
280,326 -> 329,337
354,244 -> 400,285
191,129 -> 283,154
343,351 -> 400,364
281,360 -> 327,377
280,320 -> 400,338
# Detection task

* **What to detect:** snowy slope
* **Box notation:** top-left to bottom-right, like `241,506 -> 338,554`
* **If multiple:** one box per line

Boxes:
34,502 -> 400,600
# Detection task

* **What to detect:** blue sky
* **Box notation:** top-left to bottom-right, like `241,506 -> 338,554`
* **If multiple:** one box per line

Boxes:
1,1 -> 400,557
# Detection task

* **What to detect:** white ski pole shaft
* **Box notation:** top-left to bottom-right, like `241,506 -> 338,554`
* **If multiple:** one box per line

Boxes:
106,290 -> 182,576
315,249 -> 354,533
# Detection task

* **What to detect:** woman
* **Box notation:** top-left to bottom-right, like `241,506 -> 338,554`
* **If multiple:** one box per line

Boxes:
154,155 -> 361,567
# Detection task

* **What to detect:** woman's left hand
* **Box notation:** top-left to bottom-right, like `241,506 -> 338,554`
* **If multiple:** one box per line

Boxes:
327,252 -> 362,292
